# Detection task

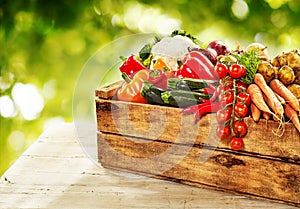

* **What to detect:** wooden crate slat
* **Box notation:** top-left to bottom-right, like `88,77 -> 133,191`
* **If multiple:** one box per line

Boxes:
96,98 -> 300,162
98,132 -> 300,206
95,80 -> 123,99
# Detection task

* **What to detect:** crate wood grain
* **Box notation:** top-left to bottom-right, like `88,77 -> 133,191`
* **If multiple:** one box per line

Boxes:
95,81 -> 300,206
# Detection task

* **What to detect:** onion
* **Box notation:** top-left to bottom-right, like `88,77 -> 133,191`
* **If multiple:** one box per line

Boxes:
245,43 -> 268,58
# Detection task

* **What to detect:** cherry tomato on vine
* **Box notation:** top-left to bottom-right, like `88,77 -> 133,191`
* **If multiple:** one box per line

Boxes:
230,137 -> 244,150
236,81 -> 248,93
220,77 -> 233,90
216,125 -> 231,140
219,91 -> 234,106
237,92 -> 251,106
229,64 -> 246,79
234,103 -> 248,118
233,120 -> 248,137
214,63 -> 228,79
216,106 -> 232,124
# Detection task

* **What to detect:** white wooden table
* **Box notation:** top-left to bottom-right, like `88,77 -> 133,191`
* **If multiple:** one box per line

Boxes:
0,122 -> 298,208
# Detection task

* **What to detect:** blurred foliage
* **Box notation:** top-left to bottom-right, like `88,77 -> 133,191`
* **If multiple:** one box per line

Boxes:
1,0 -> 300,175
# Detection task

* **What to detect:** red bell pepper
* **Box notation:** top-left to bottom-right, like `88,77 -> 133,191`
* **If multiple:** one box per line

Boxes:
119,54 -> 146,79
148,69 -> 168,90
174,57 -> 216,80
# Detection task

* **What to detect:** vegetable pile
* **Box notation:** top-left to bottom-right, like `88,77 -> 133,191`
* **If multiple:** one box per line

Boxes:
114,30 -> 300,151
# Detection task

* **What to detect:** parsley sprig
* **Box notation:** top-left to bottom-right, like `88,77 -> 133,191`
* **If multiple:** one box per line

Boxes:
233,50 -> 261,84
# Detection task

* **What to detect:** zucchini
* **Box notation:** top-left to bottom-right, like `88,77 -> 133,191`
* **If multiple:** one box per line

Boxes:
167,77 -> 217,91
161,90 -> 210,108
141,81 -> 165,105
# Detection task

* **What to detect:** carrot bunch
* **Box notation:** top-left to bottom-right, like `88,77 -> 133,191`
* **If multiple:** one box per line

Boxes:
248,73 -> 300,133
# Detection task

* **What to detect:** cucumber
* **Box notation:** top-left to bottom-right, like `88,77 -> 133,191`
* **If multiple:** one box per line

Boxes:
161,90 -> 210,108
167,77 -> 217,91
141,81 -> 165,105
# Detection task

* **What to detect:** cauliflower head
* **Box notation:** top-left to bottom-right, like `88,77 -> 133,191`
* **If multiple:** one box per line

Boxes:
151,35 -> 199,70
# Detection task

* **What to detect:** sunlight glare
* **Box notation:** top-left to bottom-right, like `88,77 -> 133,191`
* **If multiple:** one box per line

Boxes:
12,83 -> 45,121
43,79 -> 56,99
123,1 -> 181,35
231,0 -> 249,20
0,96 -> 17,118
265,0 -> 290,9
0,72 -> 15,92
8,130 -> 26,152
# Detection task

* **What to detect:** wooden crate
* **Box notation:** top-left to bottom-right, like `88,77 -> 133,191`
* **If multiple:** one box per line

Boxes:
95,81 -> 300,207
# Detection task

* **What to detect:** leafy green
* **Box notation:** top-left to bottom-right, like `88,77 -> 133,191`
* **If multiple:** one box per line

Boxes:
170,30 -> 202,46
235,50 -> 261,84
139,42 -> 152,61
138,36 -> 160,68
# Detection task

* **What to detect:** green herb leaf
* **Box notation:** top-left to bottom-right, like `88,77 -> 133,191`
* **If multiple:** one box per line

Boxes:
170,30 -> 202,46
235,50 -> 261,84
138,36 -> 160,68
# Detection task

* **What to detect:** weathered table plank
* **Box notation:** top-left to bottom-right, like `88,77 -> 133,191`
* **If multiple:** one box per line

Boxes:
0,122 -> 298,208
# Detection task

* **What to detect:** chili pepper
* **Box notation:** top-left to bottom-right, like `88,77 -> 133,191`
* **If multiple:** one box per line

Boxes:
116,69 -> 149,104
148,69 -> 168,90
208,83 -> 216,91
201,87 -> 215,95
119,54 -> 146,79
181,100 -> 213,114
194,102 -> 221,123
209,85 -> 222,102
199,97 -> 208,103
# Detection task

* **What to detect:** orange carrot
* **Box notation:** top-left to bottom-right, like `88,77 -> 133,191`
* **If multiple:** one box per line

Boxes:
247,84 -> 272,114
250,103 -> 261,122
249,83 -> 285,136
274,92 -> 285,105
262,92 -> 283,121
254,73 -> 284,118
284,104 -> 300,133
262,111 -> 270,120
270,79 -> 300,112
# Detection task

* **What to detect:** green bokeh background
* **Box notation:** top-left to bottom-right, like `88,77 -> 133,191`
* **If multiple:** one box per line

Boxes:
1,0 -> 300,175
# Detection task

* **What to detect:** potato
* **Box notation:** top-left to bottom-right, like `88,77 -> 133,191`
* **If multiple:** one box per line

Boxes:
256,61 -> 275,83
272,53 -> 287,68
278,65 -> 295,85
293,69 -> 300,85
286,49 -> 300,69
287,84 -> 300,99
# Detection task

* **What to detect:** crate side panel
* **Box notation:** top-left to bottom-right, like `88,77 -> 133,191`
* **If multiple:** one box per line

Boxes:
96,99 -> 300,161
98,132 -> 300,205
96,98 -> 218,145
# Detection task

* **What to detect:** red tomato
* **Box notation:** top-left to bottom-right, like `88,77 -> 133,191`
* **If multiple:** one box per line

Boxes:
236,81 -> 248,92
214,63 -> 228,79
219,91 -> 234,106
216,107 -> 232,124
229,64 -> 246,79
237,92 -> 251,106
216,125 -> 231,140
233,120 -> 248,137
234,103 -> 248,118
230,137 -> 244,150
220,77 -> 233,90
